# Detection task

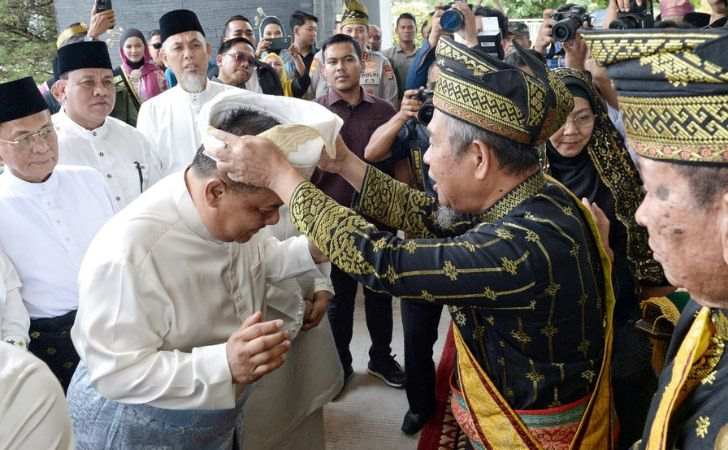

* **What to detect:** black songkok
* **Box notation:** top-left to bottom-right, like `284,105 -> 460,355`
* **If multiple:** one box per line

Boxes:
56,41 -> 113,76
159,9 -> 205,43
583,29 -> 728,165
433,38 -> 573,146
0,77 -> 48,124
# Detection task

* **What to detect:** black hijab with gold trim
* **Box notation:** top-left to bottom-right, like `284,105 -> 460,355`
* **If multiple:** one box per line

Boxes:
545,69 -> 665,307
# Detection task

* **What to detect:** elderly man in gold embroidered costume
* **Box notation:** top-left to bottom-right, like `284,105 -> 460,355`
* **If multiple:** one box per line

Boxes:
206,39 -> 618,449
583,29 -> 728,450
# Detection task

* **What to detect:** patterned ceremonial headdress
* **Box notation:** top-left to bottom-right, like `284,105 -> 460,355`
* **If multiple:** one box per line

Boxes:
340,0 -> 368,27
433,38 -> 573,146
582,29 -> 728,165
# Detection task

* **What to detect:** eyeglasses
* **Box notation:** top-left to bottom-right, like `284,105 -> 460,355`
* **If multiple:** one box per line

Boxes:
564,112 -> 595,130
225,52 -> 256,65
151,43 -> 162,49
0,123 -> 55,149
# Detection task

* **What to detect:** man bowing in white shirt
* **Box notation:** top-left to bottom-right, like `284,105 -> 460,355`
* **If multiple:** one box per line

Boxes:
137,9 -> 238,174
0,77 -> 116,391
68,93 -> 335,449
53,41 -> 165,209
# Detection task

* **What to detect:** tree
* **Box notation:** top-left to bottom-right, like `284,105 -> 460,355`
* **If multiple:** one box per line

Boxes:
0,0 -> 56,83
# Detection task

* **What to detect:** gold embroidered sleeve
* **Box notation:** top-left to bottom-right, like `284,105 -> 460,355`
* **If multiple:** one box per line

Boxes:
355,166 -> 439,238
290,180 -> 542,307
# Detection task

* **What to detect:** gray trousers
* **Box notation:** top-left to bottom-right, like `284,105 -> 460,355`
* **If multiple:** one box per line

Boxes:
68,363 -> 246,450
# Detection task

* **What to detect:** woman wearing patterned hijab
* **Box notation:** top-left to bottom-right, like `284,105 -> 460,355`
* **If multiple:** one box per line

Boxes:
547,67 -> 667,449
118,28 -> 167,102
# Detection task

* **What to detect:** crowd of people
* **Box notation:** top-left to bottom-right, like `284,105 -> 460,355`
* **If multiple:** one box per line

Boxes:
0,0 -> 727,449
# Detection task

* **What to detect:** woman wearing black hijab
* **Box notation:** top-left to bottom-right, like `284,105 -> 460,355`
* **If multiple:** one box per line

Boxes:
547,68 -> 668,449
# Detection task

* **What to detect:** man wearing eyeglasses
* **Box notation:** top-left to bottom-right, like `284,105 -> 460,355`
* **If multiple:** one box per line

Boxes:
0,76 -> 116,391
213,37 -> 286,96
148,30 -> 165,70
52,40 -> 165,209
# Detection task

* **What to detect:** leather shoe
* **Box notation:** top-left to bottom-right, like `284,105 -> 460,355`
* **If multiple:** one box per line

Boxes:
401,409 -> 430,435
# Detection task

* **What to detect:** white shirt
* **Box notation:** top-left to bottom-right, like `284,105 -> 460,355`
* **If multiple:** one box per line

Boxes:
53,110 -> 166,209
71,171 -> 320,410
0,250 -> 29,346
137,81 -> 238,173
0,166 -> 115,319
0,343 -> 74,450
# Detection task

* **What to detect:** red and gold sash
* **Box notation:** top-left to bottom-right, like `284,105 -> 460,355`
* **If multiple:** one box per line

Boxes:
451,182 -> 616,450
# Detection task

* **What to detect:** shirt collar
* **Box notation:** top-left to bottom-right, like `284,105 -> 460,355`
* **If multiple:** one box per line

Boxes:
173,81 -> 217,105
0,166 -> 59,196
54,109 -> 111,140
172,168 -> 223,244
326,87 -> 375,107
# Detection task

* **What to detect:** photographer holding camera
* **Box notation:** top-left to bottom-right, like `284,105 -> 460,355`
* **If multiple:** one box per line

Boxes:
364,87 -> 441,435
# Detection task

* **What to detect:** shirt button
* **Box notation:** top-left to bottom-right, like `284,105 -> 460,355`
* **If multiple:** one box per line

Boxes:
99,152 -> 104,157
92,131 -> 97,137
106,174 -> 112,179
115,196 -> 121,201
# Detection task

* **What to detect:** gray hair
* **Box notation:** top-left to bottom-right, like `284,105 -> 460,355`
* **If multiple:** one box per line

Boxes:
441,113 -> 540,175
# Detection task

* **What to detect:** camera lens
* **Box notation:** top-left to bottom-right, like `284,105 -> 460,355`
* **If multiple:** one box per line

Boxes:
552,17 -> 580,42
440,9 -> 464,33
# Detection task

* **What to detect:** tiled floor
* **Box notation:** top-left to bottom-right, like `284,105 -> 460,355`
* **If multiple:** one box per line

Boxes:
324,293 -> 450,450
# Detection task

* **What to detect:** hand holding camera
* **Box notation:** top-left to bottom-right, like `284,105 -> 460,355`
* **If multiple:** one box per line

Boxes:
399,89 -> 425,121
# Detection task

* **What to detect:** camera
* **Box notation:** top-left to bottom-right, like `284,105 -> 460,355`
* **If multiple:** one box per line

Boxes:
415,88 -> 435,125
94,0 -> 112,13
439,3 -> 474,33
609,0 -> 654,29
268,36 -> 291,52
551,5 -> 591,42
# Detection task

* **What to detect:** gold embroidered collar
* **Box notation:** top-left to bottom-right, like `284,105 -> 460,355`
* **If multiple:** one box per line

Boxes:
476,171 -> 546,224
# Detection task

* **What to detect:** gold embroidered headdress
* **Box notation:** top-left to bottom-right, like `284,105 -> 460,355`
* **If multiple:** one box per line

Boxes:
340,0 -> 369,27
583,29 -> 728,165
433,38 -> 573,146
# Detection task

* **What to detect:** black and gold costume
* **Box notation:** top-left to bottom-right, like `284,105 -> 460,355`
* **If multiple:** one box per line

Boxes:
637,301 -> 728,450
290,166 -> 607,410
583,29 -> 728,450
546,68 -> 666,446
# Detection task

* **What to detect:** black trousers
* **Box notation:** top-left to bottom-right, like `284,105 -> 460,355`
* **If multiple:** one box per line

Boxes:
327,265 -> 394,369
402,299 -> 443,416
28,309 -> 79,392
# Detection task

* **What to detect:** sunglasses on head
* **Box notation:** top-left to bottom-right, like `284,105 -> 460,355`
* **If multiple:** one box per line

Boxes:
152,43 -> 162,49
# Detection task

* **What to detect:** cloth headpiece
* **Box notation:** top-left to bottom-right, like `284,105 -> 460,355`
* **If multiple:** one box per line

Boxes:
433,38 -> 573,146
159,9 -> 205,43
0,77 -> 49,123
56,41 -> 113,76
199,90 -> 344,179
340,0 -> 369,27
56,22 -> 88,49
583,29 -> 728,165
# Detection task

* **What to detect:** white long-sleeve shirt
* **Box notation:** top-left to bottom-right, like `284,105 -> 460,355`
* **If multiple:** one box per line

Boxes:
0,250 -> 29,346
0,343 -> 74,450
137,81 -> 238,174
0,166 -> 115,319
53,110 -> 165,209
71,171 -> 320,410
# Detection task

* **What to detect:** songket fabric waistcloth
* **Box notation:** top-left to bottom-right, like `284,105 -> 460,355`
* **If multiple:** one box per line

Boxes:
68,363 -> 249,450
28,310 -> 78,392
451,380 -> 589,450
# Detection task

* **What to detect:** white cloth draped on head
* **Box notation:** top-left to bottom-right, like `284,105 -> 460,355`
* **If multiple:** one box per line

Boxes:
198,90 -> 343,179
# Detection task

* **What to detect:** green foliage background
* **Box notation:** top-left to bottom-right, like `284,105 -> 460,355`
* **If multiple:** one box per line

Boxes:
0,0 -> 56,83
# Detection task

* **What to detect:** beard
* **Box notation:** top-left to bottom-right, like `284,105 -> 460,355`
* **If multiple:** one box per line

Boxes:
435,205 -> 459,229
178,72 -> 206,93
